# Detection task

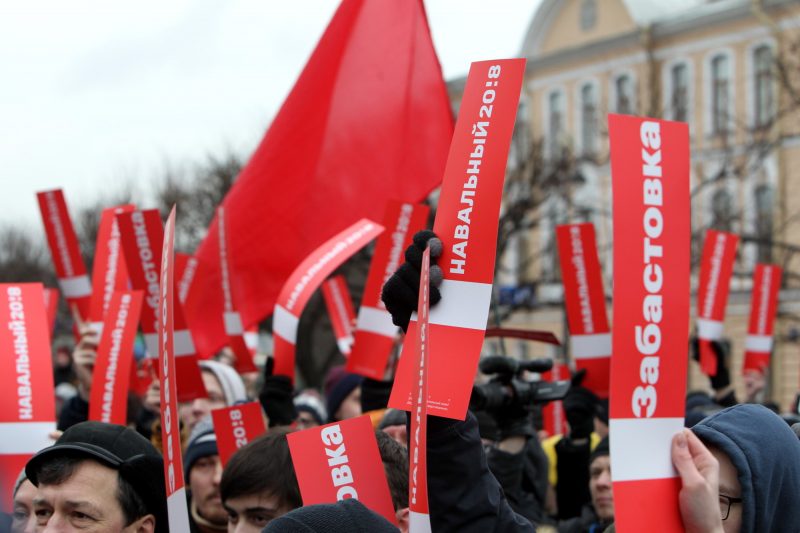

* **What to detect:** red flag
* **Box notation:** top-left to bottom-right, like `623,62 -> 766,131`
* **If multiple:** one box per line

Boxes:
184,0 -> 453,357
43,287 -> 59,334
743,264 -> 782,373
696,229 -> 739,375
608,115 -> 690,532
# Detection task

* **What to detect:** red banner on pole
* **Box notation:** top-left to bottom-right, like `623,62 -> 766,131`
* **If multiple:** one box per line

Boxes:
743,264 -> 782,373
556,223 -> 611,398
88,205 -> 134,335
389,59 -> 526,420
0,283 -> 56,512
347,201 -> 429,379
89,291 -> 143,425
43,287 -> 59,334
36,189 -> 92,328
608,114 -> 690,532
287,414 -> 397,525
217,206 -> 257,373
117,209 -> 206,401
408,248 -> 431,531
158,207 -> 192,531
696,229 -> 739,375
272,219 -> 384,380
322,275 -> 356,356
211,402 -> 267,468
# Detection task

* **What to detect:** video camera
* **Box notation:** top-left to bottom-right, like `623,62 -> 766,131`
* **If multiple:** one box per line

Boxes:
470,355 -> 571,411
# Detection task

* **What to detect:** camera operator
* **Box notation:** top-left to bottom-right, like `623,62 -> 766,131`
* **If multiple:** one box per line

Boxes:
470,356 -> 569,525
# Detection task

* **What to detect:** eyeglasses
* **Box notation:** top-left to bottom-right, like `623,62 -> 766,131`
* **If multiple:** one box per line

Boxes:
719,494 -> 743,521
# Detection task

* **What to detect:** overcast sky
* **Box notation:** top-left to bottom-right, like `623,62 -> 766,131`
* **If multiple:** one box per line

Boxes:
0,1 -> 541,227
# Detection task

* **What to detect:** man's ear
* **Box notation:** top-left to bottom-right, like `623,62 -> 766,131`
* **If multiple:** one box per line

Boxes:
396,507 -> 409,533
126,513 -> 155,533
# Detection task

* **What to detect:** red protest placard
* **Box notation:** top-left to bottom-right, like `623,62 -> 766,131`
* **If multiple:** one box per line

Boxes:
556,223 -> 610,398
409,248 -> 431,530
322,276 -> 356,355
347,201 -> 429,379
36,189 -> 92,327
541,359 -> 567,438
743,264 -> 782,373
484,327 -> 560,345
287,414 -> 397,525
0,283 -> 56,512
88,205 -> 134,335
211,402 -> 267,468
89,291 -> 143,425
696,229 -> 739,375
117,209 -> 207,401
272,219 -> 384,380
217,206 -> 258,374
158,207 -> 192,531
389,59 -> 526,420
608,115 -> 690,532
43,287 -> 59,334
176,253 -> 198,305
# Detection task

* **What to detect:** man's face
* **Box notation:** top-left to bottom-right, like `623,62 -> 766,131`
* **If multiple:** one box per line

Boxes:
711,447 -> 743,533
589,455 -> 613,521
11,479 -> 37,533
189,455 -> 226,526
224,492 -> 290,533
295,412 -> 319,430
32,460 -> 153,532
335,386 -> 362,421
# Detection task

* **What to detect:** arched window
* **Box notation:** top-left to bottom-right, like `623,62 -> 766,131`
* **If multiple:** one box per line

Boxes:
671,63 -> 689,122
615,75 -> 633,114
548,91 -> 564,158
755,184 -> 774,262
754,46 -> 773,128
580,83 -> 597,155
711,55 -> 730,134
711,188 -> 734,232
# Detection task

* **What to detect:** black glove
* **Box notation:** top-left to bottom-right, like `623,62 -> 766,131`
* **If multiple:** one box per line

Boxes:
258,357 -> 297,427
562,370 -> 597,440
381,230 -> 443,332
360,377 -> 393,412
491,382 -> 535,441
690,336 -> 731,390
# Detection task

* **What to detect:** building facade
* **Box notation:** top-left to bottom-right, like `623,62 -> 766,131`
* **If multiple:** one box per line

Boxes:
478,0 -> 800,410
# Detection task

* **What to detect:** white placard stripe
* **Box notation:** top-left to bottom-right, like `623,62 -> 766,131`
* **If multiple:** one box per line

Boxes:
420,279 -> 492,331
697,318 -> 724,340
166,488 -> 191,531
224,311 -> 244,336
610,417 -> 684,481
409,511 -> 432,533
273,305 -> 299,344
0,422 -> 56,454
356,306 -> 398,337
174,329 -> 196,357
59,275 -> 92,298
570,333 -> 612,359
745,334 -> 773,353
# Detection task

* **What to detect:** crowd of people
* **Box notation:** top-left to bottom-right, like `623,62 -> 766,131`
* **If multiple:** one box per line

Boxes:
6,232 -> 800,533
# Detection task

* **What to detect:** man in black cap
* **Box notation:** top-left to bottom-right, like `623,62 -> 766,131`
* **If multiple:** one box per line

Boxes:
25,420 -> 167,532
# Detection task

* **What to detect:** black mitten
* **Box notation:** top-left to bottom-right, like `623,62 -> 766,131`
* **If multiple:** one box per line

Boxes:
360,377 -> 393,412
690,336 -> 731,389
381,230 -> 443,332
562,370 -> 597,439
258,357 -> 297,427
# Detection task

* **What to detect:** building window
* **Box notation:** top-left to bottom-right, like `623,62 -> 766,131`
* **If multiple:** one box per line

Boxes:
754,45 -> 773,128
711,188 -> 734,232
711,54 -> 730,134
755,184 -> 774,262
548,91 -> 564,158
580,83 -> 597,155
615,75 -> 633,114
671,63 -> 689,122
580,0 -> 597,31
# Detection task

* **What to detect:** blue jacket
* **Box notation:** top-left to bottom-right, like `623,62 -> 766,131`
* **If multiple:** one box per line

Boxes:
692,403 -> 800,533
